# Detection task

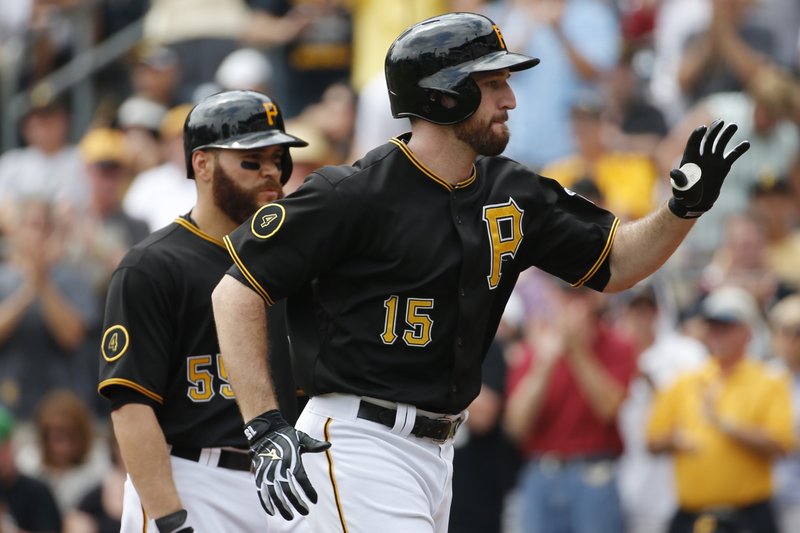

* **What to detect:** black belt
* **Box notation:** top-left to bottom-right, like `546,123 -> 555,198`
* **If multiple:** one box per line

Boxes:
356,400 -> 463,443
170,446 -> 252,472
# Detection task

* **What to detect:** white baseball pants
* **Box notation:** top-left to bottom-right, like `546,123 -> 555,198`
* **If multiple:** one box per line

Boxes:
295,393 -> 458,533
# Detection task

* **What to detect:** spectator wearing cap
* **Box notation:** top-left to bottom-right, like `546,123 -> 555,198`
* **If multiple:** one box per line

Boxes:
748,173 -> 800,293
616,283 -> 707,533
699,213 -> 787,360
767,295 -> 800,533
123,104 -> 196,232
0,405 -> 61,533
189,47 -> 276,107
647,285 -> 794,533
130,43 -> 181,107
72,127 -> 150,278
540,90 -> 660,221
116,95 -> 168,176
215,48 -> 274,94
0,95 -> 86,230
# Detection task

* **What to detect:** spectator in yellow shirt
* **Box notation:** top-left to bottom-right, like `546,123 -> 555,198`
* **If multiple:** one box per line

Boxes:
541,90 -> 660,221
647,285 -> 794,533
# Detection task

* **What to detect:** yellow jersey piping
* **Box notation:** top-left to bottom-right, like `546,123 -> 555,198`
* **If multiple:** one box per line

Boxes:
572,217 -> 620,288
98,378 -> 164,404
222,235 -> 275,306
174,217 -> 226,249
390,138 -> 476,191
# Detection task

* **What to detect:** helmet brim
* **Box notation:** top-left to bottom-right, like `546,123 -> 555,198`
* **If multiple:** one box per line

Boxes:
419,51 -> 540,92
474,51 -> 540,73
194,130 -> 309,152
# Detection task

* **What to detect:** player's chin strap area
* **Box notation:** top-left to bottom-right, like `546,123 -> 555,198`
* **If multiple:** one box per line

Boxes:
357,397 -> 466,444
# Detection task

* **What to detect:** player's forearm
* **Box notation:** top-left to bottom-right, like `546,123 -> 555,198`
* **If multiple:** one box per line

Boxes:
647,433 -> 678,455
565,347 -> 625,422
715,22 -> 764,86
212,274 -> 278,420
605,204 -> 695,292
0,285 -> 36,344
552,25 -> 600,81
714,419 -> 787,458
111,403 -> 184,519
677,34 -> 714,94
503,362 -> 556,442
39,279 -> 87,350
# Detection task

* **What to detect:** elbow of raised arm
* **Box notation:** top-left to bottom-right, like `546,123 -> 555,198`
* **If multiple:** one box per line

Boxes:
604,256 -> 644,292
603,276 -> 638,294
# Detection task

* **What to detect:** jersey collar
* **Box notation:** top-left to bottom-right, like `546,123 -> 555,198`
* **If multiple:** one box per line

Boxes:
390,133 -> 477,191
174,215 -> 226,249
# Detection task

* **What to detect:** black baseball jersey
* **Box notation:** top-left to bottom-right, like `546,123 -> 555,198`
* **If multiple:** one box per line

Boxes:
98,216 -> 299,448
224,134 -> 619,414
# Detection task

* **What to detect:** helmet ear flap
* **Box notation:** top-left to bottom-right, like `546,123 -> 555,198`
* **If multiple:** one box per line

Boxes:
280,150 -> 293,185
418,78 -> 482,125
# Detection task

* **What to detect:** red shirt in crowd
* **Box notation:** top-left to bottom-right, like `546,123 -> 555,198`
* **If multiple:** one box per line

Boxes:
506,323 -> 637,458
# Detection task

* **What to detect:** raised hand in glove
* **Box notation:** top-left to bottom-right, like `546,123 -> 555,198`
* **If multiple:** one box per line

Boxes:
668,119 -> 751,219
245,409 -> 331,520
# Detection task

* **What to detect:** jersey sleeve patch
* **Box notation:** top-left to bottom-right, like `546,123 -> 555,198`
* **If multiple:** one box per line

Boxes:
250,203 -> 285,239
101,324 -> 130,362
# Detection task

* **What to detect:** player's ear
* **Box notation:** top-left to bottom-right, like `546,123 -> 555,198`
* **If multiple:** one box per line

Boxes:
192,149 -> 214,182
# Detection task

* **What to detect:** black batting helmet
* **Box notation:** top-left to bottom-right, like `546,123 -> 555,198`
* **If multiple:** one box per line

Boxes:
385,12 -> 540,125
183,90 -> 308,184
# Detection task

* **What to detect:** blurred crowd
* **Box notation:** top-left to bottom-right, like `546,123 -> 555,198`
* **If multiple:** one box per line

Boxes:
0,0 -> 799,532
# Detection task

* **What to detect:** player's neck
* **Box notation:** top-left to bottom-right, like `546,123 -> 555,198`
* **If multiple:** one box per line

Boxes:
406,127 -> 476,186
189,201 -> 238,240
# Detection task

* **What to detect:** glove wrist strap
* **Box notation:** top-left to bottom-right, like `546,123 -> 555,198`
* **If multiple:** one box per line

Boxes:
244,409 -> 287,443
155,509 -> 192,533
668,198 -> 702,219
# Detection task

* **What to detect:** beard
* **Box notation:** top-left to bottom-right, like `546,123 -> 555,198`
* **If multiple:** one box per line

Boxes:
454,111 -> 510,156
212,162 -> 284,225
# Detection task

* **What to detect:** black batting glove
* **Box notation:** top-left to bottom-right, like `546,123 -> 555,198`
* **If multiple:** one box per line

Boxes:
667,119 -> 751,219
155,509 -> 194,533
245,409 -> 331,520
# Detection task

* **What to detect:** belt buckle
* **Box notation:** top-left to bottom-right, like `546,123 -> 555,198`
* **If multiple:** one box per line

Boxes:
431,415 -> 463,444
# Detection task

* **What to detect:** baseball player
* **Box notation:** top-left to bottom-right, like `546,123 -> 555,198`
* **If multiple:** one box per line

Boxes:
98,90 -> 312,533
211,12 -> 751,533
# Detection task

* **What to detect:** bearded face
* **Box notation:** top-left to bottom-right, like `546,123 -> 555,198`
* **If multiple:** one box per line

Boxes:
453,109 -> 510,157
212,154 -> 284,225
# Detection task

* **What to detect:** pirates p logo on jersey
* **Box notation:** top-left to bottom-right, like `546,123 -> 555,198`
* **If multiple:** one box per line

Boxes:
250,204 -> 285,240
482,198 -> 524,290
101,325 -> 130,362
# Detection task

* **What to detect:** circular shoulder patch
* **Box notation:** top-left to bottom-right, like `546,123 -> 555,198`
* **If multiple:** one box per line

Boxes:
101,325 -> 130,362
250,203 -> 285,239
